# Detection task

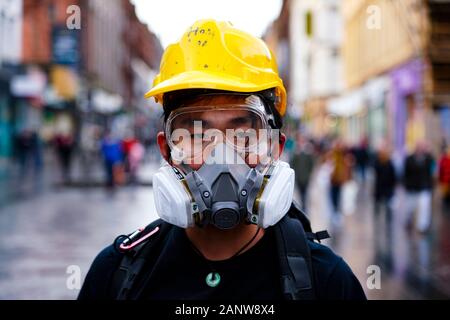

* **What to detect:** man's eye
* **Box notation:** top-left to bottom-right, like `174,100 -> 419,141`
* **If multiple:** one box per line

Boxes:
235,131 -> 257,141
234,135 -> 249,146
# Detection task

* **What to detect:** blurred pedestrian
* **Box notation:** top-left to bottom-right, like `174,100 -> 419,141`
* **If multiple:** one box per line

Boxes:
128,140 -> 145,184
54,133 -> 75,183
80,124 -> 101,180
328,140 -> 354,221
122,130 -> 138,179
121,131 -> 139,184
439,146 -> 450,208
15,129 -> 33,177
31,130 -> 43,174
291,135 -> 315,211
15,129 -> 42,178
100,131 -> 124,187
403,141 -> 435,234
352,137 -> 370,184
283,134 -> 296,163
373,146 -> 397,221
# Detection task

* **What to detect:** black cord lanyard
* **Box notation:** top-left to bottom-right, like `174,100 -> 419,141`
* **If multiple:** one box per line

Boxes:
189,227 -> 261,288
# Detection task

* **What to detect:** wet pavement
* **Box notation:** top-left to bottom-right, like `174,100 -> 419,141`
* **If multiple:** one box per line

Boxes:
306,166 -> 450,300
0,162 -> 450,300
0,152 -> 160,300
0,185 -> 158,299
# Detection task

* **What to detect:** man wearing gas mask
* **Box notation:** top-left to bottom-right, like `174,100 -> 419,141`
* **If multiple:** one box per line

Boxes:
79,19 -> 366,300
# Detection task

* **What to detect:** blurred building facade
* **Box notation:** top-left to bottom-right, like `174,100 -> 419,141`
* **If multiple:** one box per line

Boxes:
0,0 -> 23,64
0,0 -> 23,162
0,0 -> 163,167
265,0 -> 344,138
290,0 -> 343,140
339,0 -> 450,157
266,0 -> 450,159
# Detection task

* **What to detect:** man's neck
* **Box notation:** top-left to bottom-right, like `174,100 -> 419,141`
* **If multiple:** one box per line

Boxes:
185,223 -> 265,261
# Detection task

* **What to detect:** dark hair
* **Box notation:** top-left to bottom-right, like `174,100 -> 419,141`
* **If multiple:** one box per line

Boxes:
162,88 -> 283,129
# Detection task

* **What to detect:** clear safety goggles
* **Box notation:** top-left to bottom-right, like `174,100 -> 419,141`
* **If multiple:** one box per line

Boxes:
164,95 -> 278,167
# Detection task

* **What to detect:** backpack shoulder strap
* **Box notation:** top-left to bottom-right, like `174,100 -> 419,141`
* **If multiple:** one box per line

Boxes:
274,215 -> 315,300
305,230 -> 331,243
288,201 -> 330,243
110,219 -> 172,300
287,200 -> 313,232
275,202 -> 331,300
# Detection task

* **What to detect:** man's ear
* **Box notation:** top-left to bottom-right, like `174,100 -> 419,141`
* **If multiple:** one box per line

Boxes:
157,131 -> 171,162
272,132 -> 286,161
278,133 -> 286,158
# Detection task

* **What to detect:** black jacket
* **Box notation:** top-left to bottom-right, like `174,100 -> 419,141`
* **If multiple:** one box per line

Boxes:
403,153 -> 434,191
373,158 -> 397,200
78,204 -> 366,300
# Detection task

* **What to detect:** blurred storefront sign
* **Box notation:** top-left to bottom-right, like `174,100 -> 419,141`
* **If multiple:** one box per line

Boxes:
52,26 -> 81,68
364,76 -> 390,149
390,58 -> 425,154
92,89 -> 123,114
327,89 -> 366,145
50,65 -> 79,100
440,108 -> 450,147
302,98 -> 332,139
0,66 -> 13,158
364,76 -> 390,110
327,90 -> 364,117
10,67 -> 46,98
0,85 -> 12,158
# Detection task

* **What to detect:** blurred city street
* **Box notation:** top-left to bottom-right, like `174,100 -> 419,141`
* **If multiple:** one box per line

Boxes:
1,157 -> 450,299
0,153 -> 160,300
1,0 -> 450,301
306,168 -> 450,300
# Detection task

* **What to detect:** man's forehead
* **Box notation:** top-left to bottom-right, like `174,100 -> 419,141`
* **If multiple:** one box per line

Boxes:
175,108 -> 254,127
183,94 -> 251,107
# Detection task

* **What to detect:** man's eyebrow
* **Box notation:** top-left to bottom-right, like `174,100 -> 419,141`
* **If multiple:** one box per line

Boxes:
228,116 -> 252,124
177,117 -> 209,127
226,116 -> 257,129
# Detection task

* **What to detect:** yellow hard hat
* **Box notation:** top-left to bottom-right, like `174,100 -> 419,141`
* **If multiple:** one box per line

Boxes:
145,19 -> 287,116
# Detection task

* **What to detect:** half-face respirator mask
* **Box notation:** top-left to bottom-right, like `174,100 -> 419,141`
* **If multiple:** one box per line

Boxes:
152,95 -> 295,229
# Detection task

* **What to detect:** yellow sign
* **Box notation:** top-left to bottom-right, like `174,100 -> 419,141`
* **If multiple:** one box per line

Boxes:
51,66 -> 79,99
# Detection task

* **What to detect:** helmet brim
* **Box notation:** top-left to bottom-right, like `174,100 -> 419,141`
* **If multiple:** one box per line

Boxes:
144,70 -> 286,116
